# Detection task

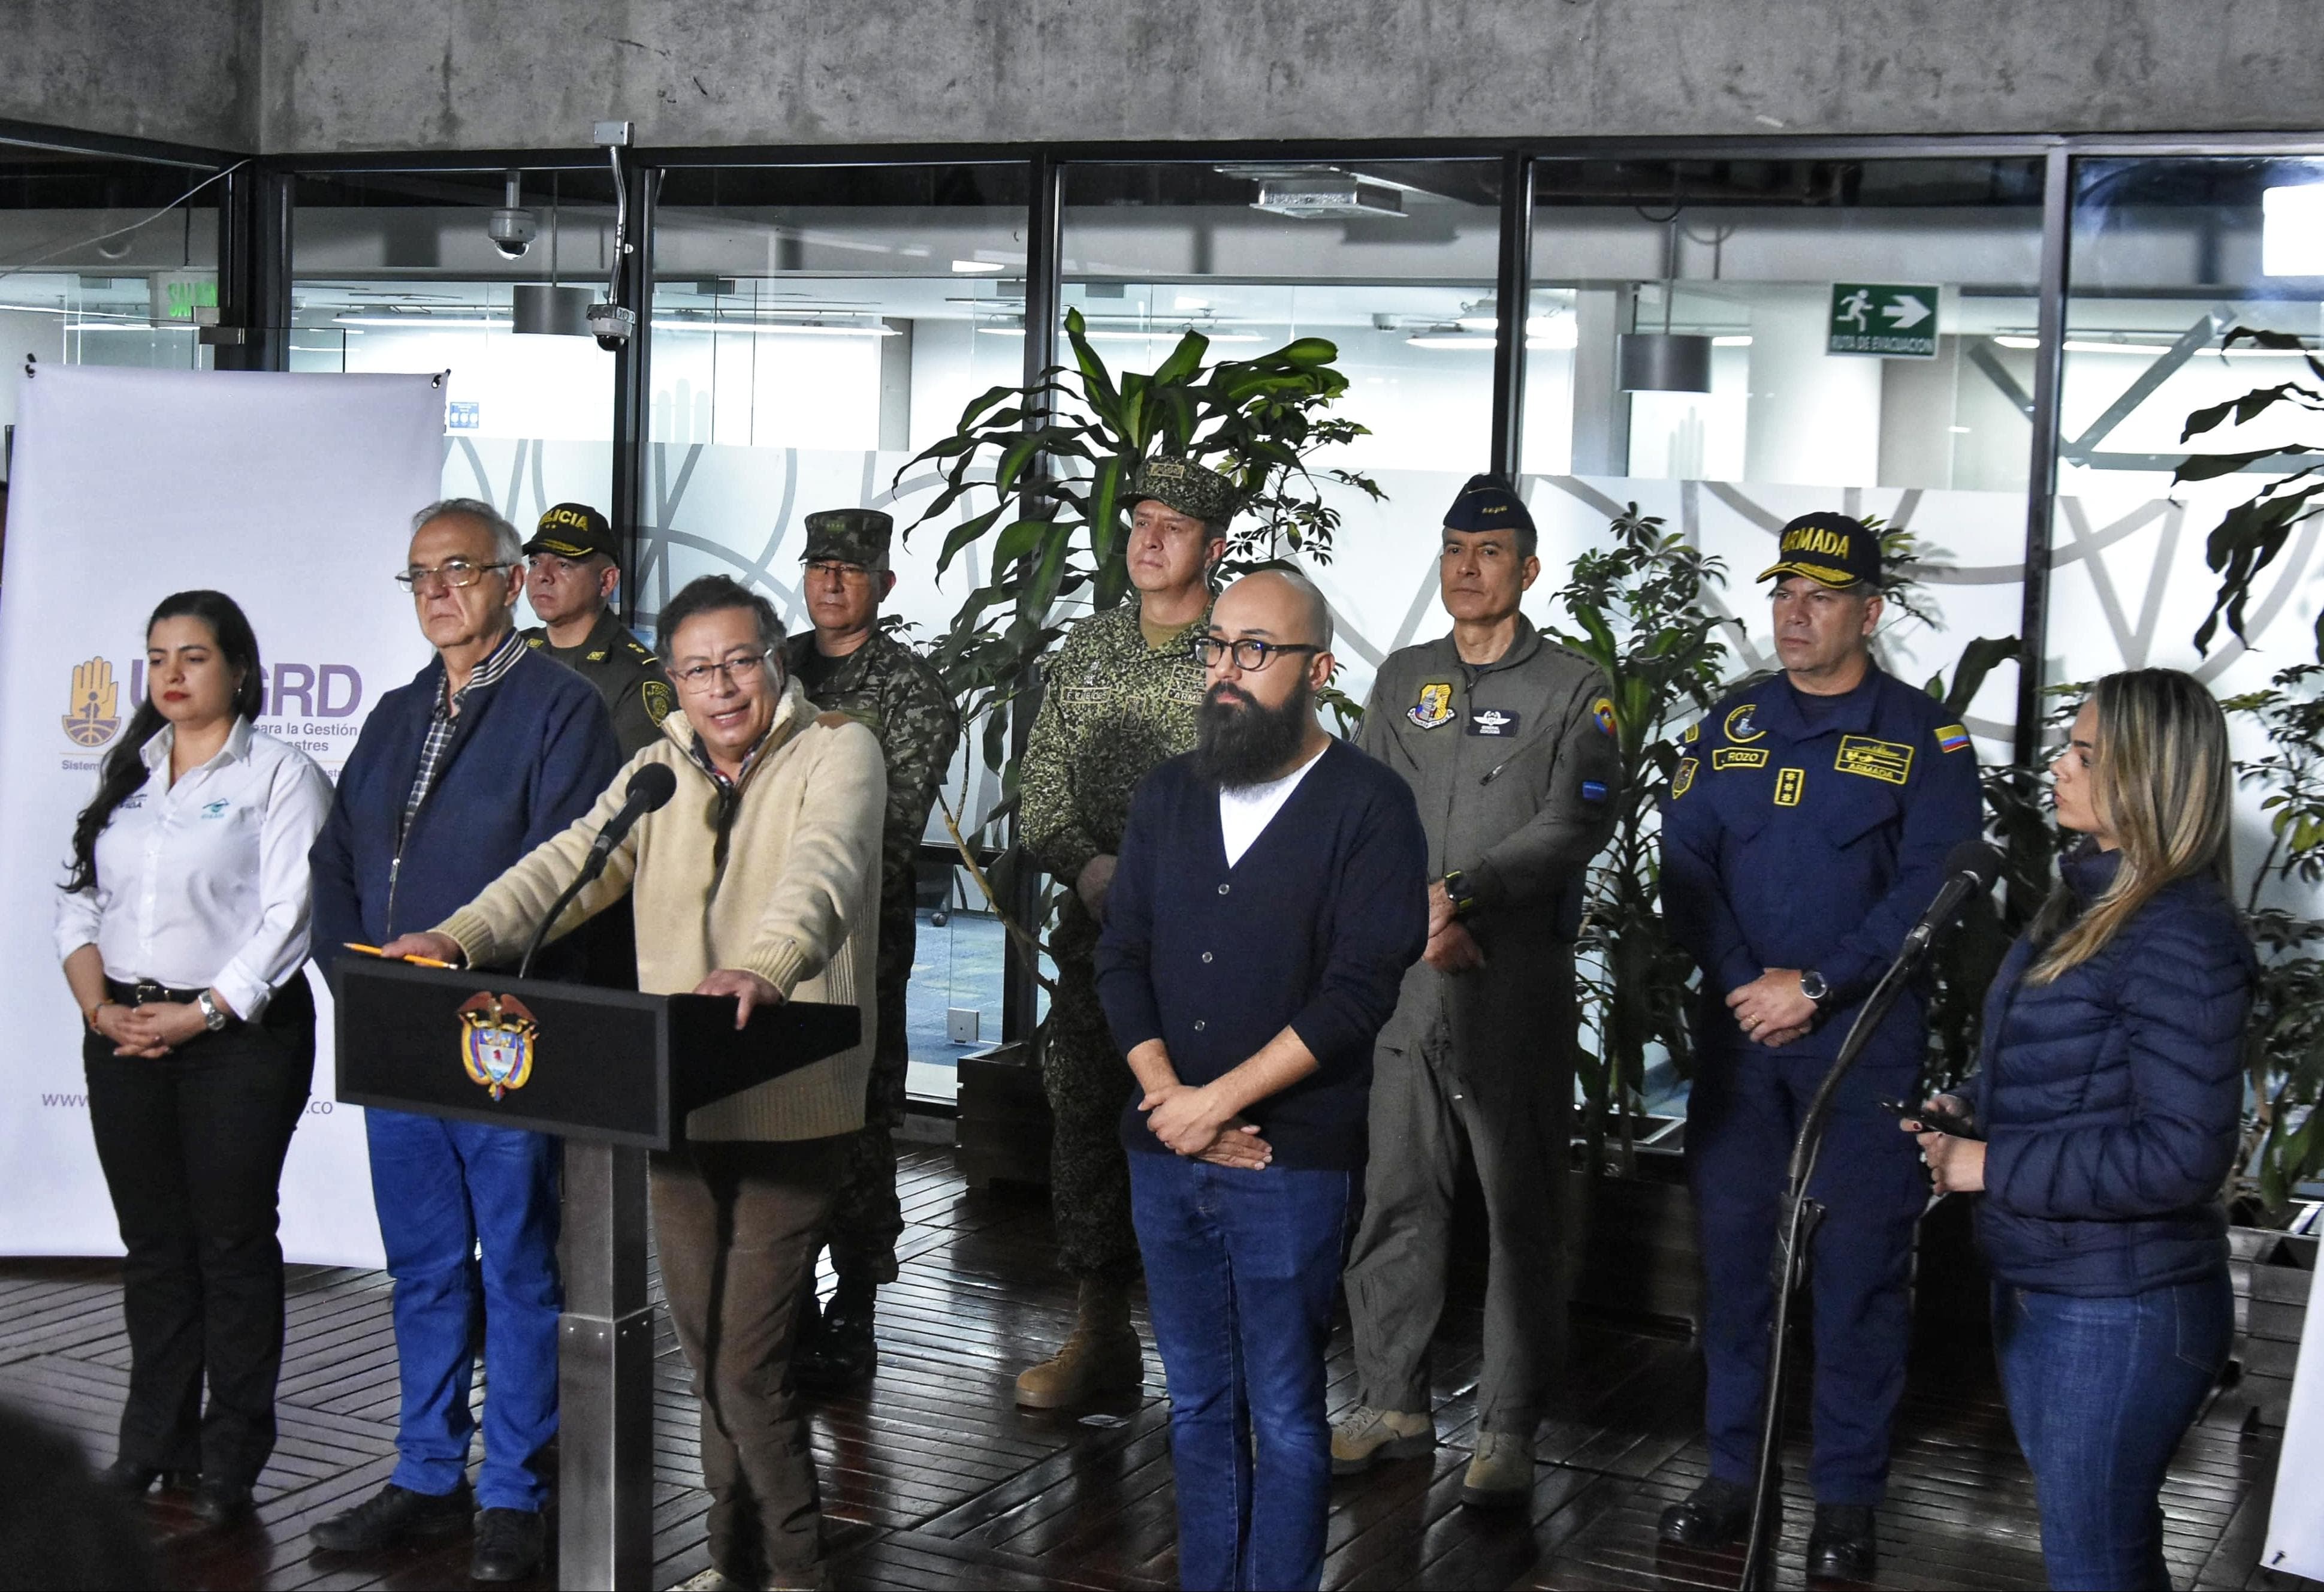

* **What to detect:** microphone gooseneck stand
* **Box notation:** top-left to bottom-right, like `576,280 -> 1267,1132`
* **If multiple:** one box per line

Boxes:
1734,940 -> 1930,1592
515,862 -> 605,980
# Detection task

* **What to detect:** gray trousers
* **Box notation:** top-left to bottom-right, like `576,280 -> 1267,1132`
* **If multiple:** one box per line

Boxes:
1342,1025 -> 1573,1436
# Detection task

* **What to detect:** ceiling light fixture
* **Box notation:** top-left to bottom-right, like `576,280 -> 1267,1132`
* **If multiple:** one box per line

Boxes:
333,315 -> 511,330
651,319 -> 898,337
951,259 -> 1006,273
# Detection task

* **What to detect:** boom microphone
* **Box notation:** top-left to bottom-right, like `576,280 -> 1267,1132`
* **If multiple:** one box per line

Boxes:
1900,839 -> 2005,958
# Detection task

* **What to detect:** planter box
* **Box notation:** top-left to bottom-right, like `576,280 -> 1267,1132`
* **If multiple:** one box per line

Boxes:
956,1040 -> 1051,1192
2225,1225 -> 2318,1430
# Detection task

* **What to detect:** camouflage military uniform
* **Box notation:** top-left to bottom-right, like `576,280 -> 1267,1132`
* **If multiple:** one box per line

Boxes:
1019,598 -> 1212,1283
521,610 -> 674,759
783,623 -> 959,1285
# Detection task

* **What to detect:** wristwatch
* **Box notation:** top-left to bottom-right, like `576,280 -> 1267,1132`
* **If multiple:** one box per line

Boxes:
1440,870 -> 1478,918
197,990 -> 229,1032
1798,969 -> 1831,1007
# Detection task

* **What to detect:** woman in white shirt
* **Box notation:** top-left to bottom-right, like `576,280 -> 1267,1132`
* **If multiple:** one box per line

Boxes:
53,591 -> 333,1530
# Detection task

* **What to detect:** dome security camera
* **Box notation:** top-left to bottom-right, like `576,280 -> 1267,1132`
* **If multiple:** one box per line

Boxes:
487,170 -> 536,260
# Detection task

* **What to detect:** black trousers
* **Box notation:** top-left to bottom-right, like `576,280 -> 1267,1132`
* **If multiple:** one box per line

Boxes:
83,972 -> 315,1487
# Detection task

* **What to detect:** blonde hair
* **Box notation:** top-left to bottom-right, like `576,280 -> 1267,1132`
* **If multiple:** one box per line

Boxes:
2028,668 -> 2233,984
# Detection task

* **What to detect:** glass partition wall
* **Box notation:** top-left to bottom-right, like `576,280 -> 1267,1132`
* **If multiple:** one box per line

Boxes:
253,134 -> 2324,1071
646,162 -> 1034,1097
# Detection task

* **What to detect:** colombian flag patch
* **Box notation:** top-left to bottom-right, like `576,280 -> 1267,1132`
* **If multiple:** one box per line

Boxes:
1936,723 -> 1971,754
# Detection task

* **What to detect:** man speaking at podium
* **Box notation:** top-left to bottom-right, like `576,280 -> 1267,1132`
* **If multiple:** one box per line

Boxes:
1657,514 -> 1981,1581
385,574 -> 886,1592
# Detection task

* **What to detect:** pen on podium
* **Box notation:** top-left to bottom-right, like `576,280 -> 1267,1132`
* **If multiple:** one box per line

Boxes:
343,942 -> 458,969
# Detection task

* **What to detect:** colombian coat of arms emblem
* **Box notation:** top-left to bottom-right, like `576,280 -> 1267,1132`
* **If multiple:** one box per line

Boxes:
457,992 -> 539,1100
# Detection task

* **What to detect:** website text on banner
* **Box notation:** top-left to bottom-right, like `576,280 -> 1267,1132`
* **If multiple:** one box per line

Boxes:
0,367 -> 446,1268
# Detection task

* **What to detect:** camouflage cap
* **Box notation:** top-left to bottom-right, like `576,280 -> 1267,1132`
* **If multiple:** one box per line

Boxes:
1125,457 -> 1240,528
801,507 -> 895,570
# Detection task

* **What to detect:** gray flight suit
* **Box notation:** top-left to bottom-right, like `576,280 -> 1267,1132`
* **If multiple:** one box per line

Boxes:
1343,615 -> 1621,1435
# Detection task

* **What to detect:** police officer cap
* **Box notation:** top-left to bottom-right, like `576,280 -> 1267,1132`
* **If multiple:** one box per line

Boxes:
1758,511 -> 1882,589
525,502 -> 618,561
801,507 -> 894,570
1442,474 -> 1535,536
1124,457 -> 1240,528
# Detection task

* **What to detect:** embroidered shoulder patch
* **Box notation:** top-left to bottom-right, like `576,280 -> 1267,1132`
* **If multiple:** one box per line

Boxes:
1774,768 -> 1804,807
641,680 -> 674,724
1713,746 -> 1769,771
1936,723 -> 1971,753
1835,734 -> 1914,785
1408,682 -> 1456,729
1592,696 -> 1617,738
1724,703 -> 1764,743
1682,720 -> 1701,743
1671,758 -> 1698,798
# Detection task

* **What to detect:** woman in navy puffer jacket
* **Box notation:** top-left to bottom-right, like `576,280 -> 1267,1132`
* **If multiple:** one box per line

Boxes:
1915,668 -> 2253,1592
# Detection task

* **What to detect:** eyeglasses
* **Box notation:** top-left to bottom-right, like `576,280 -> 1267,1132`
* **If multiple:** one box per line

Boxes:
1190,636 -> 1323,671
803,559 -> 874,581
671,652 -> 771,691
396,559 -> 512,593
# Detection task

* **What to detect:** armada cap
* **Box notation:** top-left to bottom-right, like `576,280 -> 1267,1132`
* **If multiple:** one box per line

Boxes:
1758,511 -> 1882,589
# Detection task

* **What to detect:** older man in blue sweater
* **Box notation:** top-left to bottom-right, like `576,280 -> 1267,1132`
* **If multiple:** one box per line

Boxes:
307,499 -> 618,1583
1097,569 -> 1428,1592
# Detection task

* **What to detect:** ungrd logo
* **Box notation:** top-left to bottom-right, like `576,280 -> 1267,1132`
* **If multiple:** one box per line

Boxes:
63,657 -> 122,747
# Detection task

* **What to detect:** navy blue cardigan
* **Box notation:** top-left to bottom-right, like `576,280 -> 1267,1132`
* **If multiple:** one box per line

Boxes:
1095,739 -> 1429,1170
310,646 -> 619,986
1970,846 -> 2256,1295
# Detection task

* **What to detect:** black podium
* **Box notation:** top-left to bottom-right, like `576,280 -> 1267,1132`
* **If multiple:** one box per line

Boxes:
336,958 -> 859,1590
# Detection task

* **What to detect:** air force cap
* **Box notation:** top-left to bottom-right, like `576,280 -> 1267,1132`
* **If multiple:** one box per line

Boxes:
1442,474 -> 1535,537
1757,511 -> 1882,589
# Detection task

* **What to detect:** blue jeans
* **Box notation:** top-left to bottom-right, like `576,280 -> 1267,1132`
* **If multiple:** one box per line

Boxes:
1993,1273 -> 2232,1592
1128,1151 -> 1355,1592
364,1108 -> 562,1510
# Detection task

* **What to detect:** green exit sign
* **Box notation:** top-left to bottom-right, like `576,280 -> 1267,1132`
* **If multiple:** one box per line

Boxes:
149,272 -> 219,324
1828,283 -> 1940,359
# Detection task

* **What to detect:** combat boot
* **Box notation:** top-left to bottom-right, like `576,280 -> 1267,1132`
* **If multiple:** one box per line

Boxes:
795,1280 -> 879,1391
1014,1277 -> 1143,1408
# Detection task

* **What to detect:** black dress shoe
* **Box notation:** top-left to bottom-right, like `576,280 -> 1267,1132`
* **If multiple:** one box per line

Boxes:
1658,1475 -> 1762,1548
311,1481 -> 474,1552
99,1460 -> 203,1497
795,1284 -> 879,1391
189,1479 -> 254,1527
1807,1503 -> 1878,1582
470,1506 -> 545,1583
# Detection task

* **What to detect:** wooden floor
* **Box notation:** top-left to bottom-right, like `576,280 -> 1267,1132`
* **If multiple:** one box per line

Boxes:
0,1144 -> 2312,1591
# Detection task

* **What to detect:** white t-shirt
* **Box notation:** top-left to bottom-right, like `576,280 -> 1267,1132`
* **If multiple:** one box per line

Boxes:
1218,743 -> 1328,867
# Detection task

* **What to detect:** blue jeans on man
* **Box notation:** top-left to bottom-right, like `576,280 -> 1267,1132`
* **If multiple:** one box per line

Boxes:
1994,1273 -> 2232,1591
365,1108 -> 561,1509
1129,1153 -> 1354,1592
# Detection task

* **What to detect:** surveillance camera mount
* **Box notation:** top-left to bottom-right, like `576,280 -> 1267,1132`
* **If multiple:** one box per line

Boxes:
588,122 -> 637,346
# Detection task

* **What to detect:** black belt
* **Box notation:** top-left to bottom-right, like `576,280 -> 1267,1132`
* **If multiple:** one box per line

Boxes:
105,977 -> 213,1009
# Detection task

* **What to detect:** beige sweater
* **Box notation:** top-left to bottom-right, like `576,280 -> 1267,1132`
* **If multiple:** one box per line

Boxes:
437,680 -> 886,1142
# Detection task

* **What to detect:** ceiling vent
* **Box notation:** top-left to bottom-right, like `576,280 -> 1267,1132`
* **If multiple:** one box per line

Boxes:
1251,174 -> 1405,220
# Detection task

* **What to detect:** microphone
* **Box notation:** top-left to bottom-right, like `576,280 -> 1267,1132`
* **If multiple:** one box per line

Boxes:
582,762 -> 678,881
517,762 -> 678,979
1900,839 -> 2005,958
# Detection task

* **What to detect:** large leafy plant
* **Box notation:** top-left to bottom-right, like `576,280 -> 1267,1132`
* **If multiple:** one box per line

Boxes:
900,307 -> 1381,791
2174,323 -> 2324,1225
1548,505 -> 1732,1175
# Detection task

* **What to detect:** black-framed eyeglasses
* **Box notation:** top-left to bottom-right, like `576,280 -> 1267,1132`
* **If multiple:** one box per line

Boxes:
802,559 -> 874,581
671,651 -> 772,691
1190,636 -> 1323,671
396,559 -> 512,593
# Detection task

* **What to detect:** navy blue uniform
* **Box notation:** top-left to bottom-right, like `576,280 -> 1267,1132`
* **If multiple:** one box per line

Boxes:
1661,665 -> 1981,1504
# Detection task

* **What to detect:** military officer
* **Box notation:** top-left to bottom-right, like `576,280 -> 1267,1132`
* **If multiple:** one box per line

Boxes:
1013,457 -> 1235,1409
518,502 -> 673,758
1656,512 -> 1981,1582
1333,475 -> 1622,1508
780,508 -> 961,1389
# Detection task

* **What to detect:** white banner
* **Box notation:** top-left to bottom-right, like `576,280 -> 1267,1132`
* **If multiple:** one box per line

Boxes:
2264,1250 -> 2324,1579
0,367 -> 448,1269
